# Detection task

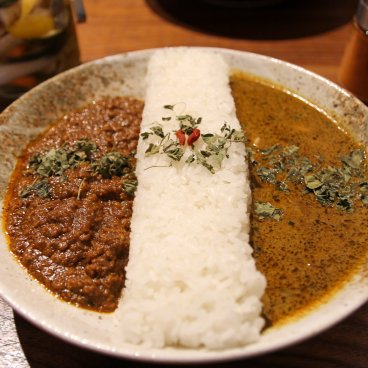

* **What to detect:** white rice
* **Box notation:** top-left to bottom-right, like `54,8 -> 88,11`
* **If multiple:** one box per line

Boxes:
116,48 -> 266,350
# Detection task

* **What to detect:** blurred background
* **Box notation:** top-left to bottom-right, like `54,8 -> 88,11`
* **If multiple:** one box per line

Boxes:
0,0 -> 363,109
75,0 -> 359,82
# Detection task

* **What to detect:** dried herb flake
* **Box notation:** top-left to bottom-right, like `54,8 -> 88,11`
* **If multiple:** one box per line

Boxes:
140,106 -> 245,174
92,152 -> 130,178
21,179 -> 51,198
254,201 -> 283,221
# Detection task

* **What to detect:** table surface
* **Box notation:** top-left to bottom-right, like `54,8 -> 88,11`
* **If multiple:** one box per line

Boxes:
1,0 -> 367,367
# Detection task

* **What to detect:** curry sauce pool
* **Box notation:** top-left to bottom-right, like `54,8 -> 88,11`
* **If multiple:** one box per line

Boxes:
231,72 -> 368,325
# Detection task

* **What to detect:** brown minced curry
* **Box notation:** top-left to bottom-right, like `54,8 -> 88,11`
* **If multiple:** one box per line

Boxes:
3,73 -> 368,325
4,97 -> 143,312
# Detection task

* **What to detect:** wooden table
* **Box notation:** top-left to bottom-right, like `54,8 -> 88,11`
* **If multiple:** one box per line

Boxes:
1,0 -> 367,367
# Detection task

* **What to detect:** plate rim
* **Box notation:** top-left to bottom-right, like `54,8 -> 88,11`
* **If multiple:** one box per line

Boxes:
0,46 -> 367,363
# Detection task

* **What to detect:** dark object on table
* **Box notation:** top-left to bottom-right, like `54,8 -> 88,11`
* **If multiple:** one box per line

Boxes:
340,0 -> 368,103
202,0 -> 288,7
147,0 -> 357,40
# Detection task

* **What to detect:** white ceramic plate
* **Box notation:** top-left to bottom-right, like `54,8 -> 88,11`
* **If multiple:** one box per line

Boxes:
0,47 -> 367,363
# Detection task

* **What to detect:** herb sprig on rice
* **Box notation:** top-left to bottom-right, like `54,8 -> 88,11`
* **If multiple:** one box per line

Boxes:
141,105 -> 246,174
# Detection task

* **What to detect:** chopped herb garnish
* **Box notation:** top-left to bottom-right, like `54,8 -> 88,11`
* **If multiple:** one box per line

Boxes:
257,167 -> 277,184
29,139 -> 96,177
141,132 -> 151,140
250,143 -> 368,212
254,201 -> 283,221
21,179 -> 51,198
22,138 -> 137,200
185,154 -> 195,164
260,145 -> 280,156
140,105 -> 245,174
122,179 -> 138,196
304,166 -> 355,209
150,125 -> 165,138
304,174 -> 323,190
341,149 -> 364,170
145,143 -> 161,156
30,148 -> 69,177
92,152 -> 130,178
162,140 -> 185,161
276,180 -> 289,193
178,114 -> 201,135
73,139 -> 97,160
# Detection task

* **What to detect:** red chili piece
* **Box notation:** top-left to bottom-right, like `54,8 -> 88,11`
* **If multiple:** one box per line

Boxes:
187,128 -> 201,145
176,129 -> 186,145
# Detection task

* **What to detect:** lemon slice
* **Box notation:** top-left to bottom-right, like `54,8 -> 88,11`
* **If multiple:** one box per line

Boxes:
8,14 -> 54,39
20,0 -> 39,18
7,0 -> 55,39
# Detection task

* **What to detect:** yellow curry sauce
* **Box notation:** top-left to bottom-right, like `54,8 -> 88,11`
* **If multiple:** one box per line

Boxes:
231,72 -> 368,325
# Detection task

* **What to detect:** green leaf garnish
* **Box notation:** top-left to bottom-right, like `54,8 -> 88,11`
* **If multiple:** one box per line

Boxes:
122,179 -> 138,196
341,149 -> 364,170
22,138 -> 137,200
92,152 -> 130,178
141,132 -> 151,140
162,140 -> 184,161
254,201 -> 283,221
21,179 -> 51,198
145,143 -> 160,156
250,144 -> 368,212
140,106 -> 246,174
29,139 -> 96,177
150,126 -> 165,138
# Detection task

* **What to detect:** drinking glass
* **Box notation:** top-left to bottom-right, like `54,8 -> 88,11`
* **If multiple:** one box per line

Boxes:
0,0 -> 80,109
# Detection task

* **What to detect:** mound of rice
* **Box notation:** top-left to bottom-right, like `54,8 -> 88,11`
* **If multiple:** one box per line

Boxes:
116,48 -> 266,350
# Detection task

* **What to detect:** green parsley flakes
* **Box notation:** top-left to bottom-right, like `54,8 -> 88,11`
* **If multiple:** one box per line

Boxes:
254,201 -> 283,221
22,139 -> 137,199
140,105 -> 245,174
250,144 -> 368,213
92,152 -> 131,179
21,179 -> 51,199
